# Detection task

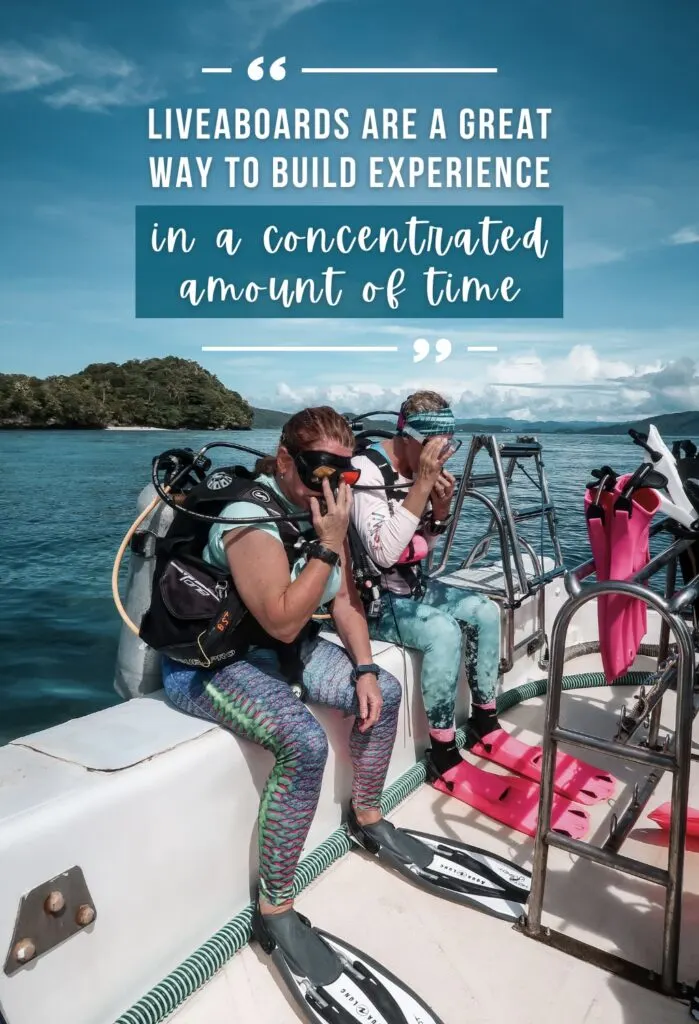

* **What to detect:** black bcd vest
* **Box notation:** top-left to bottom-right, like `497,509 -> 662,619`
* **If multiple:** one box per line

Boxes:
139,467 -> 316,672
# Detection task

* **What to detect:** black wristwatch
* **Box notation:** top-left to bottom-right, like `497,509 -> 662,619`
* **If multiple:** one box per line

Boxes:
307,541 -> 340,567
350,663 -> 381,685
428,514 -> 454,535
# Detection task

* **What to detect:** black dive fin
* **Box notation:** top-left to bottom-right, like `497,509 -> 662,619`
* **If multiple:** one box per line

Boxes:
252,906 -> 445,1024
690,979 -> 699,1020
347,810 -> 530,922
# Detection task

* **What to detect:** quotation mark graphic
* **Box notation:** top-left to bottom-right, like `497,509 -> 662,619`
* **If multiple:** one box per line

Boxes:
413,338 -> 452,363
247,56 -> 287,80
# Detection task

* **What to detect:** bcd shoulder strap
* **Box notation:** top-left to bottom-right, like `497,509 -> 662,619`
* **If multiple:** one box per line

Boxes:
358,446 -> 408,503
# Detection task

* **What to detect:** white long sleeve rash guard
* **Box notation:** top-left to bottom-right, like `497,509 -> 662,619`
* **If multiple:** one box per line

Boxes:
350,449 -> 437,596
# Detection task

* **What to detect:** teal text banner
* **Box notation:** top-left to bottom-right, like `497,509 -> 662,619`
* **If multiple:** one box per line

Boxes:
135,205 -> 563,319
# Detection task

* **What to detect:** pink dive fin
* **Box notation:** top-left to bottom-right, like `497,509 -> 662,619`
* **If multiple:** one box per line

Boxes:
432,759 -> 590,840
585,476 -> 660,682
470,728 -> 617,805
648,802 -> 699,838
603,476 -> 660,681
585,487 -> 612,579
585,485 -> 614,677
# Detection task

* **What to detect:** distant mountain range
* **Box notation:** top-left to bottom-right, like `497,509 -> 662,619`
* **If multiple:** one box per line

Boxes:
251,407 -> 293,428
580,411 -> 699,436
453,416 -> 606,433
251,408 -> 699,437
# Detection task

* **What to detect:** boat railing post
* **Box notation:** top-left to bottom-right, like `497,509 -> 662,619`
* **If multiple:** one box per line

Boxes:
649,555 -> 678,748
490,440 -> 531,596
523,569 -> 694,996
661,603 -> 694,992
524,586 -> 573,935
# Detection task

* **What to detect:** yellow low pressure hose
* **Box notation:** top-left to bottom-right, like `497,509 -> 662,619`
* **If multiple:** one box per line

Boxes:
112,488 -> 170,637
112,485 -> 332,634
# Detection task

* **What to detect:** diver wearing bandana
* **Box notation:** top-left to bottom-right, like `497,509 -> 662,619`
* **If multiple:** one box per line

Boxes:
350,391 -> 502,775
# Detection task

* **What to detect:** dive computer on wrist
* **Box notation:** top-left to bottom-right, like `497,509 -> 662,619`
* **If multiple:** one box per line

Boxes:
350,663 -> 381,685
307,541 -> 340,567
428,514 -> 454,535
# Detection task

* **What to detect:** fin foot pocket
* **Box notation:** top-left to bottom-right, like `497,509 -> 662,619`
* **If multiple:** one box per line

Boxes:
252,906 -> 341,985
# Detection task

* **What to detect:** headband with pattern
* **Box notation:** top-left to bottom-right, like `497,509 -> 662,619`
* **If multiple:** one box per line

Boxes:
397,407 -> 455,436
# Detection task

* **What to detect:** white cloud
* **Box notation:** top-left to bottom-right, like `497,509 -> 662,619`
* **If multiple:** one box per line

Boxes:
259,349 -> 699,423
0,44 -> 67,93
227,0 -> 334,48
564,242 -> 626,271
668,225 -> 699,246
0,37 -> 156,111
45,79 -> 154,113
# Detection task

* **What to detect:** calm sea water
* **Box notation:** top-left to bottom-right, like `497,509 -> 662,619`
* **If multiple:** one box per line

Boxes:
0,428 -> 664,744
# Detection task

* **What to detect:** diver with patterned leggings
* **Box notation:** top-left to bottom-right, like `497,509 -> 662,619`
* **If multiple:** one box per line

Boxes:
164,640 -> 400,905
351,390 -> 502,777
159,407 -> 413,966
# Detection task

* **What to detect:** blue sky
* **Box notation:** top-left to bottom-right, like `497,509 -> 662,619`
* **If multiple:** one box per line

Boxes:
1,0 -> 698,421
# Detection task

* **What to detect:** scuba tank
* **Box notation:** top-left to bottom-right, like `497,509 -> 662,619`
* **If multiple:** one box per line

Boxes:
113,482 -> 175,698
113,446 -> 212,699
113,442 -> 316,699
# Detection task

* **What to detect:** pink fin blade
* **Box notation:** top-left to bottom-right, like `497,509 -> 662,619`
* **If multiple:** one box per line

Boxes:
649,802 -> 699,837
470,729 -> 617,805
432,759 -> 590,840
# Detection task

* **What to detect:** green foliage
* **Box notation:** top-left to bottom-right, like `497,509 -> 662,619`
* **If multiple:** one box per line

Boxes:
0,358 -> 253,430
251,406 -> 292,428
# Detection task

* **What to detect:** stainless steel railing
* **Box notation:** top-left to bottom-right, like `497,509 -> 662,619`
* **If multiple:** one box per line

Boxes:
524,535 -> 698,995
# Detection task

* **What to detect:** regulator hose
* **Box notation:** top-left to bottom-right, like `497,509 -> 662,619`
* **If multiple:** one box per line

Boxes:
115,668 -> 651,1024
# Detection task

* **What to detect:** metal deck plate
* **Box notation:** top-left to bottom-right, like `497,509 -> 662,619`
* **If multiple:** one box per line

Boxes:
4,866 -> 96,976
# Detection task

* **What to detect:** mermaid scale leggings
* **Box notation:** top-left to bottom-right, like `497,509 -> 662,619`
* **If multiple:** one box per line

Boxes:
162,639 -> 401,906
368,578 -> 501,730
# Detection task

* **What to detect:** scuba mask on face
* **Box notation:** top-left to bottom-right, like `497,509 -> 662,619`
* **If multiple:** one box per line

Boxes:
400,423 -> 462,459
292,450 -> 361,493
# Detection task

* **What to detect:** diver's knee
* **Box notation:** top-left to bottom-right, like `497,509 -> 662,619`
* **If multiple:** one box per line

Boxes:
424,612 -> 462,651
473,596 -> 501,632
377,670 -> 402,712
296,718 -> 329,771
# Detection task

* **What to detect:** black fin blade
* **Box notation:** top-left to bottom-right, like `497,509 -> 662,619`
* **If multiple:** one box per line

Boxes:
401,828 -> 532,902
316,930 -> 446,1024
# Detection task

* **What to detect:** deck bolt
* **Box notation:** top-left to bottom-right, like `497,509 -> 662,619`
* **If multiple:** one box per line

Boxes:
44,890 -> 66,915
75,904 -> 95,927
13,939 -> 36,964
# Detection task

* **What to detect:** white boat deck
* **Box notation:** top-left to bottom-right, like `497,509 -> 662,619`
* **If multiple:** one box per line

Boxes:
171,653 -> 699,1024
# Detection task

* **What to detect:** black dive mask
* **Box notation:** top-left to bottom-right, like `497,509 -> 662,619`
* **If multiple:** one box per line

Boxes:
293,450 -> 361,493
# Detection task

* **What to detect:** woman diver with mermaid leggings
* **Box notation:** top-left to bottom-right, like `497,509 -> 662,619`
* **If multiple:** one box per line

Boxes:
159,406 -> 414,968
351,390 -> 503,778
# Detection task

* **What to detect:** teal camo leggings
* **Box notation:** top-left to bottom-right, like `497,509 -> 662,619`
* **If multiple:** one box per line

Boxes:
368,579 -> 501,730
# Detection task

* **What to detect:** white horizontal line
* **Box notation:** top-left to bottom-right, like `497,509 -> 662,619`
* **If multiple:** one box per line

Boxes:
301,67 -> 498,74
467,345 -> 499,352
201,67 -> 233,73
202,345 -> 399,353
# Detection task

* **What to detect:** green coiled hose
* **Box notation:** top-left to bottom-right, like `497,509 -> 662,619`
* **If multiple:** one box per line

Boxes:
114,669 -> 651,1024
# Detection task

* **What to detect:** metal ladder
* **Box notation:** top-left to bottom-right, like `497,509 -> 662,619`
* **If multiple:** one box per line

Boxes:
429,434 -> 565,672
523,531 -> 699,998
